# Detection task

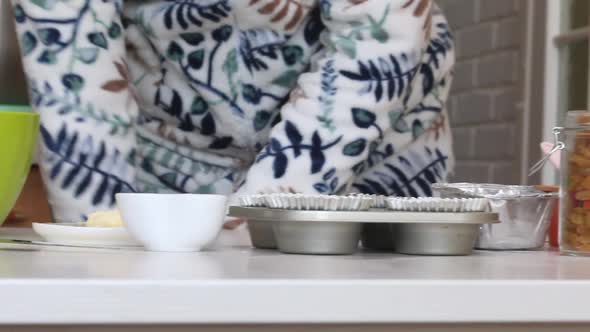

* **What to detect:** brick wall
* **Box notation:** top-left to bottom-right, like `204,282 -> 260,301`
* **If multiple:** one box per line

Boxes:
438,0 -> 526,184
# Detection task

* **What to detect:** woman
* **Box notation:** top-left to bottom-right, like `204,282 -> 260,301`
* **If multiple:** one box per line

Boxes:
11,0 -> 454,222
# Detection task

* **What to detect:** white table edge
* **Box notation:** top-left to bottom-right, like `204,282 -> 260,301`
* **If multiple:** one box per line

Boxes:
0,279 -> 588,325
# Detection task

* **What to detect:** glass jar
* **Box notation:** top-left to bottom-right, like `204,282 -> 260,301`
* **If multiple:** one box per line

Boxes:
559,111 -> 590,255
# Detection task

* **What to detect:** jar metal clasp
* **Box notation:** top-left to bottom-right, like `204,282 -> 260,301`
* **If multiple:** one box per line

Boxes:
528,127 -> 565,177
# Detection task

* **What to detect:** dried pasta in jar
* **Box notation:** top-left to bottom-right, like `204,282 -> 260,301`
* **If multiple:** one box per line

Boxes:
560,112 -> 590,254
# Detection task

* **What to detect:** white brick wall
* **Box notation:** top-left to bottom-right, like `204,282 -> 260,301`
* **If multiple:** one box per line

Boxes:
438,0 -> 524,184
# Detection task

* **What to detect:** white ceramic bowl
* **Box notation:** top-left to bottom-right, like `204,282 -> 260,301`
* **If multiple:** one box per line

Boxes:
116,193 -> 228,252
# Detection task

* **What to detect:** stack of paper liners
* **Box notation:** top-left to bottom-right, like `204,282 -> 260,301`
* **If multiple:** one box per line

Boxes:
239,193 -> 386,210
262,193 -> 374,211
238,195 -> 267,207
348,193 -> 387,209
386,197 -> 489,212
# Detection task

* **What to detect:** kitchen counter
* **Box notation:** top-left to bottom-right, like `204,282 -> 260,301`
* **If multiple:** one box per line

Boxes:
1,227 -> 590,331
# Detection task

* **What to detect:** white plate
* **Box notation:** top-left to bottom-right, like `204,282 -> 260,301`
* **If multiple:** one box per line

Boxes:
32,222 -> 141,247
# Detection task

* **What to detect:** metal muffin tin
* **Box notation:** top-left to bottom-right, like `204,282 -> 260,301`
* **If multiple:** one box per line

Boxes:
393,223 -> 481,256
229,207 -> 499,256
246,219 -> 277,249
274,220 -> 361,255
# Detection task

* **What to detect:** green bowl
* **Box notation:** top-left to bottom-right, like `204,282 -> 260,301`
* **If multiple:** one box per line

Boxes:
0,111 -> 39,225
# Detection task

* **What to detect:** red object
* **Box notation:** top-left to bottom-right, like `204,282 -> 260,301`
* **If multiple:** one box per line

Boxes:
549,201 -> 559,247
535,186 -> 560,248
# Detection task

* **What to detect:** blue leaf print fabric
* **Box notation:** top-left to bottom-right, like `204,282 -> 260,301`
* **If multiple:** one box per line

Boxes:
11,0 -> 455,221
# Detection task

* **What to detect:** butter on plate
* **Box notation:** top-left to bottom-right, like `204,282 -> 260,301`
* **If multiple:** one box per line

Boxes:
86,210 -> 124,227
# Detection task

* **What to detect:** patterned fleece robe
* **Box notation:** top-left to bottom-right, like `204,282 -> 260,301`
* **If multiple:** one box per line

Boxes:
11,0 -> 455,222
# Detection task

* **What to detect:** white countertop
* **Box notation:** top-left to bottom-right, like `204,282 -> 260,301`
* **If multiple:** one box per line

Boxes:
0,227 -> 589,325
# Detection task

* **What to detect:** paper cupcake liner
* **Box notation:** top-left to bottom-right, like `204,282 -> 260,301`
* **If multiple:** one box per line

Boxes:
373,195 -> 387,209
264,193 -> 373,211
239,194 -> 268,207
348,194 -> 387,209
386,197 -> 489,212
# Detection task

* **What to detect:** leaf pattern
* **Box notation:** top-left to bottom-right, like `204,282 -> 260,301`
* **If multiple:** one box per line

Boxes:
313,167 -> 341,194
40,123 -> 135,205
75,48 -> 99,64
340,54 -> 419,102
30,81 -> 132,136
272,69 -> 299,88
62,74 -> 85,92
317,60 -> 338,132
353,146 -> 447,197
88,32 -> 108,49
31,0 -> 56,10
21,31 -> 37,56
403,0 -> 430,17
303,7 -> 323,46
256,122 -> 343,179
352,108 -> 376,129
330,5 -> 391,58
161,1 -> 231,30
249,0 -> 311,30
101,61 -> 130,93
253,110 -> 272,132
343,139 -> 367,157
38,27 -> 61,45
239,29 -> 284,73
